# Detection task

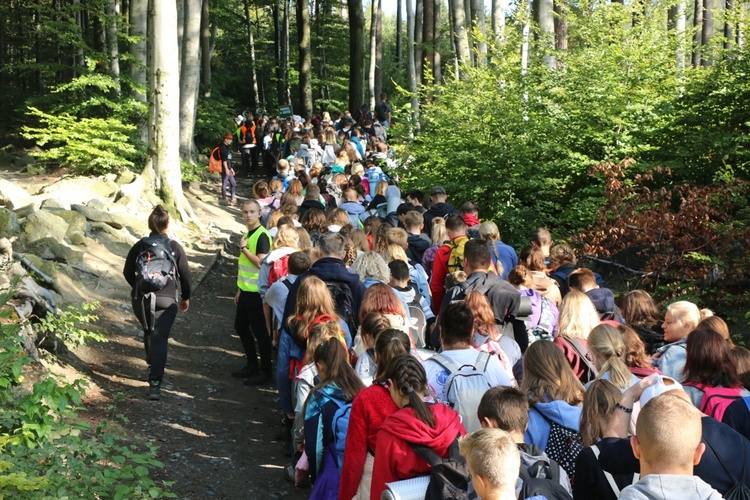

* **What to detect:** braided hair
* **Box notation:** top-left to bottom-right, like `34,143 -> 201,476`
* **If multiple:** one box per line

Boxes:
382,355 -> 435,428
373,329 -> 411,384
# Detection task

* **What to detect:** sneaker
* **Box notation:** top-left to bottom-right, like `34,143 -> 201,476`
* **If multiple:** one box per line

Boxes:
243,372 -> 269,386
231,366 -> 258,379
148,381 -> 161,401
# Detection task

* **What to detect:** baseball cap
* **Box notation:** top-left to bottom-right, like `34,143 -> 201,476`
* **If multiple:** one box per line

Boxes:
430,186 -> 447,196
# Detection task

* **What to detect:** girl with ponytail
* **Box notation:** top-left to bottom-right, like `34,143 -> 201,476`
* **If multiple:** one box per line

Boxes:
586,324 -> 639,390
340,328 -> 411,499
370,355 -> 465,500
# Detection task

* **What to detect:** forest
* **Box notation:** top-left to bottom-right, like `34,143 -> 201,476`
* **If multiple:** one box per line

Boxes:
1,0 -> 749,316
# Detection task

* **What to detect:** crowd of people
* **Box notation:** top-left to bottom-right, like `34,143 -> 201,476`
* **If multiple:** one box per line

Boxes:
127,107 -> 750,499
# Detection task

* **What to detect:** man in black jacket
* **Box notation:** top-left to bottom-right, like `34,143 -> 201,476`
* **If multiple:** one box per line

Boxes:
422,186 -> 459,235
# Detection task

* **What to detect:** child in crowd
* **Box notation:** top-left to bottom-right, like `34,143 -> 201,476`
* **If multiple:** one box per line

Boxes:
459,428 -> 521,500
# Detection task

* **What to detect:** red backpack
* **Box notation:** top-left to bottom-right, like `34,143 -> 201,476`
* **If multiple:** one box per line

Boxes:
267,254 -> 290,287
687,383 -> 744,421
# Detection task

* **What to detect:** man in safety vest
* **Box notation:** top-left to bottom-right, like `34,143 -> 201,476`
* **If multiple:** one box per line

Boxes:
233,199 -> 273,386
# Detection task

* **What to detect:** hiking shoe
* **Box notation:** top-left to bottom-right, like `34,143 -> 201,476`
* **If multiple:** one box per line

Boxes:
148,381 -> 161,400
243,372 -> 269,386
231,366 -> 258,379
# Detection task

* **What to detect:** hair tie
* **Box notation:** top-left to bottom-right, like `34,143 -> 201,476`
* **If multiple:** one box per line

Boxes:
406,387 -> 415,394
390,337 -> 402,343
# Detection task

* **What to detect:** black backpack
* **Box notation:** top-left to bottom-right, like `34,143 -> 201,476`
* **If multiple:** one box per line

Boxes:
518,467 -> 573,500
559,335 -> 598,384
408,436 -> 469,500
134,236 -> 177,298
326,280 -> 358,337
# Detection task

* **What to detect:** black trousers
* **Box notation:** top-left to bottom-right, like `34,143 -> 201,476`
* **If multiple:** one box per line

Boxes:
133,295 -> 178,384
234,290 -> 272,375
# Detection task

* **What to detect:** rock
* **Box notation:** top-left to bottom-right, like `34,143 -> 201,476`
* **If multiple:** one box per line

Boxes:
71,203 -> 127,229
21,210 -> 69,244
40,197 -> 70,211
56,210 -> 87,245
89,221 -> 137,245
0,179 -> 33,210
13,201 -> 41,219
116,170 -> 136,185
0,208 -> 20,236
25,237 -> 84,264
38,176 -> 119,205
25,165 -> 46,175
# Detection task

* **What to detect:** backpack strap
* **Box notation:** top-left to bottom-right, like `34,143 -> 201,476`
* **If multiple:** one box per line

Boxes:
744,396 -> 750,414
590,444 -> 637,496
407,433 -> 461,467
430,353 -> 462,375
561,336 -> 598,377
475,351 -> 492,373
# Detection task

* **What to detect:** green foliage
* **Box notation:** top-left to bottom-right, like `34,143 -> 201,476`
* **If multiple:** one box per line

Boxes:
0,293 -> 172,498
34,301 -> 105,350
194,94 -> 237,155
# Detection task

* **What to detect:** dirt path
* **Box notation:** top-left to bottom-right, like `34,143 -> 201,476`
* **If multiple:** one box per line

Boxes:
60,174 -> 310,499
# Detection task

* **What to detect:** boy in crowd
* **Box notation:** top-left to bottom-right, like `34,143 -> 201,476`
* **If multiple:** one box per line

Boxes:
460,428 -> 522,500
388,260 -> 434,324
404,210 -> 432,266
620,394 -> 723,499
405,189 -> 426,213
567,268 -> 624,323
264,251 -> 311,348
273,158 -> 293,191
477,387 -> 572,497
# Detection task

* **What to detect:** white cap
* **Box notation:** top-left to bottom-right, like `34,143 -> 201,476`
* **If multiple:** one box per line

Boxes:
639,376 -> 683,408
235,114 -> 246,125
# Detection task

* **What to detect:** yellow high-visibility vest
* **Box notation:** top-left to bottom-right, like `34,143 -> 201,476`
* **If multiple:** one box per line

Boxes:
237,225 -> 270,292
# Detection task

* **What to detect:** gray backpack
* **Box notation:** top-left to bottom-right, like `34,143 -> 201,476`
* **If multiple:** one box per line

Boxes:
430,352 -> 492,433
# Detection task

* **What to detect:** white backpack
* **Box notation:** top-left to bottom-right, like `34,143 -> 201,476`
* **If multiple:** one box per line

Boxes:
430,351 -> 492,433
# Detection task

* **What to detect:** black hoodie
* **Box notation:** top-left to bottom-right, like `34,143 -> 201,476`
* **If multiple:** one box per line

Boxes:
422,202 -> 459,234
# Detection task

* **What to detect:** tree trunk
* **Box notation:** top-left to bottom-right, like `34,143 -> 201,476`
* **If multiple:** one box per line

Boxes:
701,0 -> 713,66
243,0 -> 260,109
448,0 -> 460,78
676,0 -> 686,67
297,0 -> 312,117
274,1 -> 284,106
406,0 -> 419,129
348,0 -> 365,112
433,0 -> 441,82
200,0 -> 213,96
375,0 -> 383,98
471,0 -> 487,64
492,0 -> 504,46
368,0 -> 377,108
423,0 -> 434,79
179,0 -> 201,162
538,0 -> 556,69
147,0 -> 193,220
521,0 -> 532,75
724,0 -> 733,51
283,0 -> 291,105
129,0 -> 148,143
554,0 -> 567,53
693,0 -> 702,67
105,0 -> 121,92
465,0 -> 474,64
452,0 -> 470,69
396,0 -> 402,67
415,0 -> 423,82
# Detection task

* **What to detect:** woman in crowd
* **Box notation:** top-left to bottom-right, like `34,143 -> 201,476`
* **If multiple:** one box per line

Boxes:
681,326 -> 749,410
464,290 -> 522,385
618,325 -> 662,379
370,355 -> 465,499
586,324 -> 639,390
619,290 -> 665,354
340,329 -> 412,499
478,221 -> 518,281
522,340 -> 584,452
548,244 -> 578,297
507,265 -> 559,342
303,338 -> 364,497
553,290 -> 601,383
422,218 -> 447,279
522,246 -> 562,307
699,315 -> 733,346
653,300 -> 704,380
574,379 -> 639,500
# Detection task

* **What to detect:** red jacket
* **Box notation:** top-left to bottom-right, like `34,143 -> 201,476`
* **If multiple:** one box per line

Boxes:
553,336 -> 591,383
339,384 -> 399,500
430,235 -> 467,314
370,403 -> 465,500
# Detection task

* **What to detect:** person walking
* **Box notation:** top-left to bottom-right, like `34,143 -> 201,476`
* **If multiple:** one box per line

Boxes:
219,132 -> 237,205
123,205 -> 191,400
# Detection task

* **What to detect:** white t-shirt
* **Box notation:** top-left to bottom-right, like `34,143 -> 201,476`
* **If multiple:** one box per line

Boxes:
423,348 -> 513,402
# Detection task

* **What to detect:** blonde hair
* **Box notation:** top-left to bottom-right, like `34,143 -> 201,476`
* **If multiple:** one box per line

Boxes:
273,225 -> 300,250
588,324 -> 632,390
580,379 -> 621,447
430,218 -> 447,245
287,276 -> 338,343
351,163 -> 365,177
522,340 -> 584,406
266,211 -> 283,230
351,251 -> 390,283
478,221 -> 500,242
375,180 -> 388,197
558,290 -> 600,340
386,227 -> 409,249
459,429 -> 520,491
549,244 -> 577,268
383,244 -> 408,264
327,208 -> 350,228
636,394 -> 703,469
666,301 -> 702,332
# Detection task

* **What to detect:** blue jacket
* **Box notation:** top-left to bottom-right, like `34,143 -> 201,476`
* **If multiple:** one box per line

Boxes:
490,241 -> 518,281
338,201 -> 366,227
524,399 -> 582,450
